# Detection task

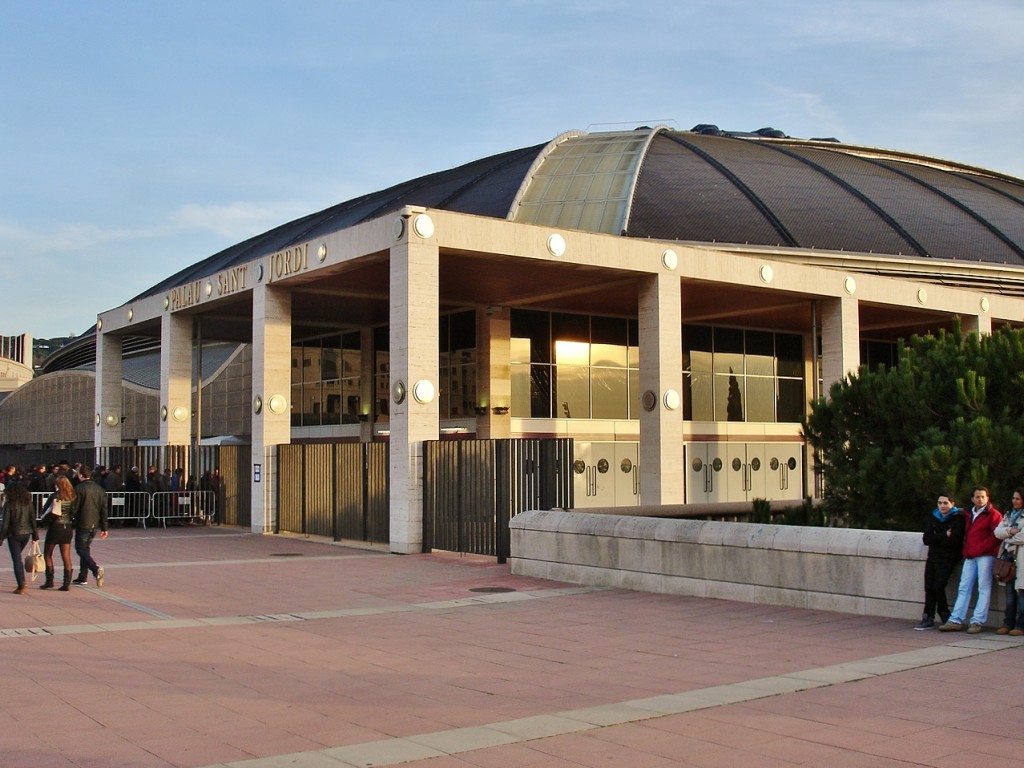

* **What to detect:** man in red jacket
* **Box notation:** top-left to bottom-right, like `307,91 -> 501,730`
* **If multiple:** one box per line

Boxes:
939,486 -> 1003,633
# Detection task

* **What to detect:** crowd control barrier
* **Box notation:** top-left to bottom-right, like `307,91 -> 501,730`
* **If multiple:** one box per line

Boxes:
27,490 -> 216,528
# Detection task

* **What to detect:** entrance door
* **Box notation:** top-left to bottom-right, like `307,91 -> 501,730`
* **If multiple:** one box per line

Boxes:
686,443 -> 729,503
763,444 -> 803,501
572,442 -> 640,508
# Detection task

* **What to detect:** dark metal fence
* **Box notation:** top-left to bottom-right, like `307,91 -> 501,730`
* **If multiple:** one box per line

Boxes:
277,442 -> 389,543
423,438 -> 573,561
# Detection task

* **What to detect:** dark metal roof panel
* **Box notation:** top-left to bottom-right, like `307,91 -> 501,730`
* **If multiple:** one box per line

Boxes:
626,133 -> 785,245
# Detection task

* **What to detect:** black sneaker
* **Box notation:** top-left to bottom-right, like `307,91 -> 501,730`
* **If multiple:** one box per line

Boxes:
913,617 -> 934,631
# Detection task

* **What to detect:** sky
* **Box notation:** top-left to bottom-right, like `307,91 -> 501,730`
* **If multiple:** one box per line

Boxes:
3,0 -> 1024,340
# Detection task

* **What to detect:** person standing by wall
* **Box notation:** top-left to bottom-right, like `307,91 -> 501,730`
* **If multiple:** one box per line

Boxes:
0,482 -> 39,594
915,492 -> 964,630
939,486 -> 1002,633
70,466 -> 108,587
994,487 -> 1024,635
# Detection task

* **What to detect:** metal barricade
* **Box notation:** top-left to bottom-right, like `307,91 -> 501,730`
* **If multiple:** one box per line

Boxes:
150,491 -> 215,527
107,491 -> 151,528
31,491 -> 53,521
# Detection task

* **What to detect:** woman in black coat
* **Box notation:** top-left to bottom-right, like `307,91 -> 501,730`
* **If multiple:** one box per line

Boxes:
0,483 -> 39,594
40,476 -> 76,591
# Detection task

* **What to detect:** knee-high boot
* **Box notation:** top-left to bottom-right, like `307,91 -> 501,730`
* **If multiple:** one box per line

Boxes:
58,570 -> 72,591
39,566 -> 55,589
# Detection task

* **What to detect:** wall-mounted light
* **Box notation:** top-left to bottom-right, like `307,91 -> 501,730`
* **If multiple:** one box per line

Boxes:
474,406 -> 488,416
104,413 -> 120,427
662,249 -> 678,271
205,281 -> 213,297
318,243 -> 328,262
268,394 -> 288,415
412,213 -> 435,239
546,233 -> 566,257
96,319 -> 103,331
392,380 -> 407,404
161,406 -> 168,421
171,406 -> 189,422
491,405 -> 510,415
253,395 -> 263,414
95,413 -> 101,426
127,308 -> 133,321
412,379 -> 435,404
663,389 -> 681,411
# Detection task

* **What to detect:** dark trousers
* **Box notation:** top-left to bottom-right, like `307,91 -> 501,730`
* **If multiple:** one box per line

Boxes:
74,529 -> 99,578
924,558 -> 957,619
1002,583 -> 1024,629
7,534 -> 30,588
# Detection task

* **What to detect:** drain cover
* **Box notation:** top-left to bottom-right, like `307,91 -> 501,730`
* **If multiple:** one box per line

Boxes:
269,553 -> 305,557
469,587 -> 516,593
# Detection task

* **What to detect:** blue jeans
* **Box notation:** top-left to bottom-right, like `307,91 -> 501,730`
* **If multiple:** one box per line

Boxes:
74,529 -> 99,578
7,534 -> 30,589
950,555 -> 995,626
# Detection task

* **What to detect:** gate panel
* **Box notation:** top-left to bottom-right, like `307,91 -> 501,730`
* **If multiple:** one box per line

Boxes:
365,442 -> 389,544
334,443 -> 365,541
277,444 -> 304,533
303,444 -> 335,537
219,445 -> 250,527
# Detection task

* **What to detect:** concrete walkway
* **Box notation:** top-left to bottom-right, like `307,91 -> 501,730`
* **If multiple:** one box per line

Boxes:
1,526 -> 1021,767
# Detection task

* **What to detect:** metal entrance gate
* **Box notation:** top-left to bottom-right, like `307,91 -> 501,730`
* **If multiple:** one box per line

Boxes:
423,438 -> 573,560
277,442 -> 389,543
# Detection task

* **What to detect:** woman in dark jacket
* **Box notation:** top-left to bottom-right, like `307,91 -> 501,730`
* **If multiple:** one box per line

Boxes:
915,492 -> 965,629
0,482 -> 40,594
39,476 -> 76,591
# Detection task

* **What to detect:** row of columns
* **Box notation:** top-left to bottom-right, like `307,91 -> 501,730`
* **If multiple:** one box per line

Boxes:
99,240 -> 982,553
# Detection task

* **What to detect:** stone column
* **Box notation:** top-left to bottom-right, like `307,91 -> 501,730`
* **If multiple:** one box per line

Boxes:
160,312 -> 193,446
638,273 -> 685,504
94,331 -> 123,450
476,306 -> 511,439
251,283 -> 292,533
820,296 -> 861,390
962,313 -> 992,337
389,230 -> 439,554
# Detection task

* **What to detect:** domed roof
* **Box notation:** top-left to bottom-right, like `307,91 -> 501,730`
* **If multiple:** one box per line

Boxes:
135,124 -> 1024,306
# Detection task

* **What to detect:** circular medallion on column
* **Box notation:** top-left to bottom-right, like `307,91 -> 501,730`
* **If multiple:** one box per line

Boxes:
412,214 -> 435,239
843,276 -> 856,295
253,396 -> 263,414
318,243 -> 328,262
256,263 -> 265,282
663,389 -> 681,411
917,288 -> 928,305
97,318 -> 103,331
980,297 -> 990,313
412,379 -> 436,404
161,406 -> 168,421
759,264 -> 773,283
206,281 -> 213,297
392,380 -> 407,405
164,296 -> 170,310
95,413 -> 101,426
172,406 -> 189,422
267,394 -> 287,415
661,249 -> 678,271
546,233 -> 566,257
127,308 -> 134,321
641,390 -> 657,412
105,413 -> 119,427
393,217 -> 406,241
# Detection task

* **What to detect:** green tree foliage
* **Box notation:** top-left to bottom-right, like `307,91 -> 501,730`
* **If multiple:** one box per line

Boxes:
803,322 -> 1024,530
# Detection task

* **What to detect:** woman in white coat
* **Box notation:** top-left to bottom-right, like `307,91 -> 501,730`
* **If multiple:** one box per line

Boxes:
994,487 -> 1024,635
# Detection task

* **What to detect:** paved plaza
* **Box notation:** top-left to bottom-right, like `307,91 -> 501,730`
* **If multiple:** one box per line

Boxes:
1,526 -> 1021,767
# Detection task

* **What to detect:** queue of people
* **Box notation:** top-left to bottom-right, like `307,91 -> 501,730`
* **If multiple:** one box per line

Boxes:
917,484 -> 1024,634
0,465 -> 108,594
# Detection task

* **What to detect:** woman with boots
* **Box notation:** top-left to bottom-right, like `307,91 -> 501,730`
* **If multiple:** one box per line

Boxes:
915,492 -> 965,629
993,487 -> 1024,635
39,476 -> 76,591
0,482 -> 39,594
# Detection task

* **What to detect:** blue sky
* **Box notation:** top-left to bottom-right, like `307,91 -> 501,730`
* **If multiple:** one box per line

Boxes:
3,0 -> 1024,340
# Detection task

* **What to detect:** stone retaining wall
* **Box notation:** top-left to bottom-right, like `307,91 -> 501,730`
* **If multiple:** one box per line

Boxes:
510,509 -> 1002,622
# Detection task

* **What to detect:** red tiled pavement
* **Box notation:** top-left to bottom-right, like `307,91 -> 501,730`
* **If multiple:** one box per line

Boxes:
0,526 -> 1020,768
